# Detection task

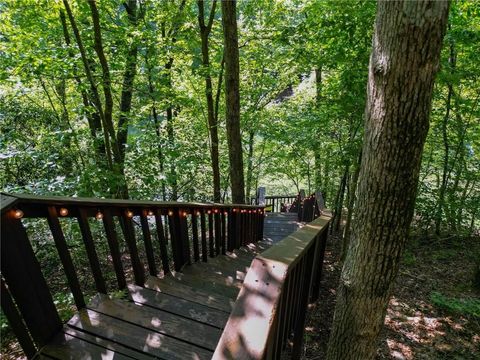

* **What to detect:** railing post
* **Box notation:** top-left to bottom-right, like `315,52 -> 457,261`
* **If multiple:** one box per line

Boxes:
1,213 -> 62,348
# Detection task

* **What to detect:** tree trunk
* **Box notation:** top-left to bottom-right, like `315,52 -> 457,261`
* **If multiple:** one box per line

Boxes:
62,0 -> 114,170
198,0 -> 221,202
88,0 -> 118,159
332,167 -> 348,232
117,0 -> 139,166
221,0 -> 245,204
341,151 -> 362,261
435,30 -> 457,235
245,130 -> 255,200
326,2 -> 449,359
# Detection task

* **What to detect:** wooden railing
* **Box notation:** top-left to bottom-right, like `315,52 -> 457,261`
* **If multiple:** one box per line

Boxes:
250,188 -> 322,222
264,195 -> 297,213
213,215 -> 330,360
0,193 -> 264,358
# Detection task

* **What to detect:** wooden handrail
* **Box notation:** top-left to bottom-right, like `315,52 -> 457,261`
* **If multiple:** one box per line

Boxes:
1,192 -> 265,358
213,215 -> 330,360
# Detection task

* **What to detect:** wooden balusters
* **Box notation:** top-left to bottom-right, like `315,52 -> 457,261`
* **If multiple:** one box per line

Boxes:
168,210 -> 182,271
179,210 -> 190,266
46,206 -> 85,309
208,210 -> 214,257
191,209 -> 200,262
77,208 -> 107,294
221,210 -> 227,255
154,209 -> 170,275
214,210 -> 221,255
121,210 -> 146,286
200,209 -> 208,262
140,210 -> 157,276
102,208 -> 127,290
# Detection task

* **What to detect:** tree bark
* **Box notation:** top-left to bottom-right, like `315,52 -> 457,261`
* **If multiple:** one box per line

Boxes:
117,0 -> 140,167
245,130 -> 255,200
62,0 -> 114,170
326,2 -> 449,359
221,0 -> 245,204
435,30 -> 455,235
332,167 -> 348,232
198,0 -> 221,203
341,151 -> 362,261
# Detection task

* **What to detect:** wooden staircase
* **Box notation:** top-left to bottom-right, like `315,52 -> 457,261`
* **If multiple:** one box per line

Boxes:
38,217 -> 302,359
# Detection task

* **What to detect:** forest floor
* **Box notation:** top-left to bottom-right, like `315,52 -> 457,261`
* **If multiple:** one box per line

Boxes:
303,231 -> 480,359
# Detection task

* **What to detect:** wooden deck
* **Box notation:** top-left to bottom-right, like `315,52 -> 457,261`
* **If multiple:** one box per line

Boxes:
37,213 -> 301,360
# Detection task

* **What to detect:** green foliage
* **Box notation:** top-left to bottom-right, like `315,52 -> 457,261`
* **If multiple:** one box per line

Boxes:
431,291 -> 480,318
403,251 -> 417,267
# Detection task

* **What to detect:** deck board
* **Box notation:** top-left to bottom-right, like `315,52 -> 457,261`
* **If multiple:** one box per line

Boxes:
36,212 -> 301,360
128,284 -> 229,329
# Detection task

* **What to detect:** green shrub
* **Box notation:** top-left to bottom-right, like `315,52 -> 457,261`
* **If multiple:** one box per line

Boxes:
431,292 -> 480,318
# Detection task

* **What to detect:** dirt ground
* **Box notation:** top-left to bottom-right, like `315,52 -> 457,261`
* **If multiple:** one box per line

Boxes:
302,232 -> 480,359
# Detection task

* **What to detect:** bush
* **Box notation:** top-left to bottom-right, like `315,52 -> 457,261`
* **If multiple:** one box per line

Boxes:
431,291 -> 480,318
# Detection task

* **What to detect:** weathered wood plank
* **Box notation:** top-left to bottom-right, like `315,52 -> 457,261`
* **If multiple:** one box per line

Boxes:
88,295 -> 222,351
63,326 -> 155,359
167,271 -> 240,300
128,284 -> 229,328
145,276 -> 233,313
40,331 -> 141,360
68,308 -> 213,360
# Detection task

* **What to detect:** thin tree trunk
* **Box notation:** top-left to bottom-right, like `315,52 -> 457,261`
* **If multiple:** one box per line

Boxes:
117,0 -> 140,166
221,0 -> 245,204
87,0 -> 119,160
341,151 -> 362,261
62,0 -> 114,171
435,28 -> 455,235
59,9 -> 105,158
332,167 -> 348,232
145,49 -> 167,201
198,0 -> 221,202
245,130 -> 255,200
327,2 -> 449,359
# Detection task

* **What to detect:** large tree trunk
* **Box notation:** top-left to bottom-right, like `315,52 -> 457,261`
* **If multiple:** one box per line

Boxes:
198,0 -> 221,202
326,2 -> 449,359
221,0 -> 245,204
